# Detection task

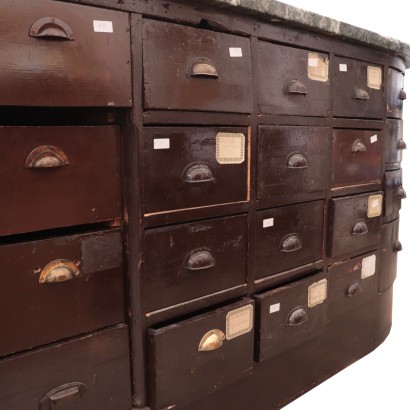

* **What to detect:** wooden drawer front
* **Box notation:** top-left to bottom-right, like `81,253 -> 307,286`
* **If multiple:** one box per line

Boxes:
0,326 -> 132,410
143,127 -> 248,215
258,126 -> 330,199
255,201 -> 324,279
0,0 -> 131,107
259,42 -> 330,117
0,126 -> 122,236
384,169 -> 406,223
380,218 -> 402,292
143,20 -> 252,113
328,251 -> 378,319
387,68 -> 406,119
385,119 -> 406,170
144,215 -> 247,312
331,129 -> 382,188
148,300 -> 254,409
334,57 -> 383,119
0,229 -> 125,357
327,192 -> 383,258
255,273 -> 327,362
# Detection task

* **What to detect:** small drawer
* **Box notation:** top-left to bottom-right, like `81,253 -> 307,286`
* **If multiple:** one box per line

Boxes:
384,169 -> 406,223
380,218 -> 402,292
0,126 -> 122,236
143,127 -> 248,215
255,201 -> 324,279
331,129 -> 382,188
143,20 -> 252,113
385,119 -> 406,170
144,215 -> 247,312
255,273 -> 328,362
148,299 -> 254,409
334,57 -> 383,119
258,126 -> 330,199
0,326 -> 132,410
259,42 -> 330,117
327,192 -> 383,258
328,251 -> 379,319
387,67 -> 406,119
0,0 -> 131,107
0,229 -> 125,357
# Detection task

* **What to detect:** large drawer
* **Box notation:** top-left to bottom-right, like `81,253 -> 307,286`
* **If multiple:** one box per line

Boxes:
144,215 -> 248,312
259,42 -> 330,117
384,169 -> 406,223
143,20 -> 252,113
143,127 -> 249,215
0,0 -> 131,107
385,119 -> 406,171
0,126 -> 122,236
258,126 -> 330,199
148,299 -> 254,409
0,326 -> 132,410
333,57 -> 383,119
255,273 -> 328,362
255,201 -> 324,279
327,192 -> 383,258
0,229 -> 125,357
387,67 -> 406,119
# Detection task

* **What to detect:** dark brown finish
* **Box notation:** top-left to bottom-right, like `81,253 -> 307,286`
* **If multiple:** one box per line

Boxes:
385,119 -> 406,170
255,201 -> 324,279
387,67 -> 405,119
257,126 -> 330,199
143,20 -> 252,113
331,129 -> 382,188
147,299 -> 254,410
384,168 -> 406,222
0,0 -> 132,107
258,42 -> 330,117
0,326 -> 132,410
143,127 -> 248,215
0,126 -> 122,236
0,229 -> 125,357
144,215 -> 247,312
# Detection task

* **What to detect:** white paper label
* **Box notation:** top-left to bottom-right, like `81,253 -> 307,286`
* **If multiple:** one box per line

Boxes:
263,218 -> 274,228
226,304 -> 253,340
308,58 -> 318,67
308,279 -> 328,308
339,64 -> 348,72
269,303 -> 281,314
362,254 -> 376,279
229,47 -> 243,58
216,133 -> 245,164
153,138 -> 170,150
370,134 -> 378,144
307,52 -> 329,82
368,194 -> 383,218
93,20 -> 113,33
368,66 -> 382,90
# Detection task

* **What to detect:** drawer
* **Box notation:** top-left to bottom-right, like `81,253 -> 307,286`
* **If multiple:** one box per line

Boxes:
143,127 -> 248,215
255,201 -> 324,279
334,57 -> 383,119
387,67 -> 406,119
0,326 -> 132,410
255,273 -> 327,362
384,169 -> 406,223
328,251 -> 378,319
327,192 -> 383,258
144,215 -> 247,312
258,126 -> 330,199
0,126 -> 122,236
385,119 -> 406,170
148,299 -> 254,409
331,129 -> 382,188
143,20 -> 252,113
0,229 -> 125,357
259,42 -> 330,117
380,218 -> 402,292
0,0 -> 131,107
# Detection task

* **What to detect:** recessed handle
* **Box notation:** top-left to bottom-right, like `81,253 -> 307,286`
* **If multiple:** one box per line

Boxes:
287,153 -> 308,169
38,260 -> 81,284
198,329 -> 225,352
280,234 -> 302,253
397,139 -> 407,150
184,164 -> 215,184
187,58 -> 219,79
352,221 -> 368,236
352,139 -> 367,153
395,186 -> 407,199
25,145 -> 69,169
30,17 -> 75,41
287,307 -> 308,327
353,87 -> 370,100
393,240 -> 403,253
399,89 -> 407,100
285,80 -> 308,95
186,250 -> 216,271
40,382 -> 86,410
346,282 -> 362,298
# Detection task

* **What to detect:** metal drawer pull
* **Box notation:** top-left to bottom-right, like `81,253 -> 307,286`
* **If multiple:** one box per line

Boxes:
399,89 -> 407,100
198,329 -> 225,352
188,58 -> 219,79
396,186 -> 407,199
280,234 -> 302,253
285,80 -> 308,95
186,250 -> 216,271
346,282 -> 362,298
352,221 -> 368,236
287,153 -> 308,169
184,164 -> 215,183
393,240 -> 403,253
25,145 -> 69,169
30,17 -> 75,41
397,139 -> 407,150
352,140 -> 367,153
39,260 -> 81,284
287,307 -> 308,327
353,87 -> 370,100
40,382 -> 87,410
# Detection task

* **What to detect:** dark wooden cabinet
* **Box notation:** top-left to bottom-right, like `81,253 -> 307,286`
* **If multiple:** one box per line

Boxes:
384,168 -> 406,222
385,119 -> 406,170
387,67 -> 406,119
